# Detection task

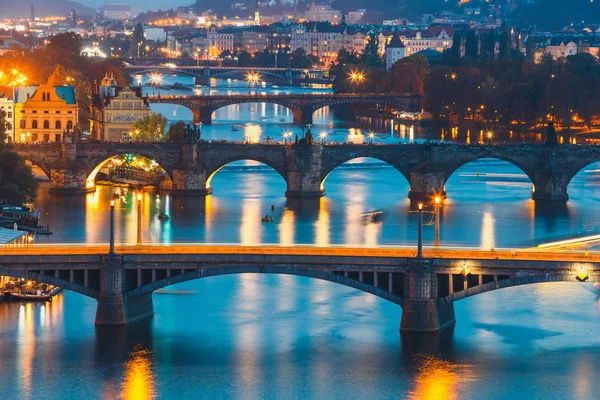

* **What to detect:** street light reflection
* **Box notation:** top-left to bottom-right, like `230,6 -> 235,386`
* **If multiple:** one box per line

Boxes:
121,346 -> 156,400
409,356 -> 473,400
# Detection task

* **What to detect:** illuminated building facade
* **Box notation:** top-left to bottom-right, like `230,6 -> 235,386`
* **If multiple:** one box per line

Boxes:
13,85 -> 78,143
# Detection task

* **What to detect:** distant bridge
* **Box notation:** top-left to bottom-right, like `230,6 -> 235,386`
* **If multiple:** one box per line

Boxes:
124,65 -> 331,85
0,245 -> 597,332
149,93 -> 423,124
13,142 -> 600,201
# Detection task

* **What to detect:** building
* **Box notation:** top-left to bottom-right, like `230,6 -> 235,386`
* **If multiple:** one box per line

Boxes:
345,9 -> 366,25
381,27 -> 453,61
206,28 -> 234,57
304,3 -> 342,24
386,33 -> 406,70
291,26 -> 367,64
0,89 -> 15,143
89,76 -> 150,142
104,3 -> 132,20
176,7 -> 197,21
0,32 -> 26,56
13,85 -> 78,143
243,30 -> 268,53
542,40 -> 578,60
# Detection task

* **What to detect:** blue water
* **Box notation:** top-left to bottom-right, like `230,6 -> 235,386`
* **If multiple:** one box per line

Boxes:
1,77 -> 599,399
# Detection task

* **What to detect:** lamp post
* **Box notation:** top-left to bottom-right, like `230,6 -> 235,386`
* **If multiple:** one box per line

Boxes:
349,70 -> 365,94
136,193 -> 142,245
368,130 -> 375,144
434,196 -> 441,247
319,131 -> 327,144
417,202 -> 423,258
109,200 -> 115,254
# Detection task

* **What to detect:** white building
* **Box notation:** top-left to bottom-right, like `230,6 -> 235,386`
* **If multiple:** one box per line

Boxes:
543,41 -> 578,60
291,26 -> 367,64
381,27 -> 453,59
385,33 -> 405,70
345,9 -> 366,25
104,3 -> 131,20
304,3 -> 342,24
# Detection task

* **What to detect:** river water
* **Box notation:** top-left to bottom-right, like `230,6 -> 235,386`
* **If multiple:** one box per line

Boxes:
1,77 -> 599,399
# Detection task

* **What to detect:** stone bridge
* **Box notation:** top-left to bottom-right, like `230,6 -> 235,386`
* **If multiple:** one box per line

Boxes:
149,93 -> 423,124
0,245 -> 597,332
124,65 -> 327,86
13,142 -> 600,201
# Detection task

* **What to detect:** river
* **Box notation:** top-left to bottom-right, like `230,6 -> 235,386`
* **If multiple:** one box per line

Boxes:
0,76 -> 599,399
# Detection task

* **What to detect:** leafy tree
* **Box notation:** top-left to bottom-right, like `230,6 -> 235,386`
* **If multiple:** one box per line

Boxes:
132,113 -> 168,142
388,54 -> 430,94
499,27 -> 511,60
450,32 -> 461,60
290,48 -> 313,69
0,111 -> 38,203
168,121 -> 187,143
465,30 -> 479,59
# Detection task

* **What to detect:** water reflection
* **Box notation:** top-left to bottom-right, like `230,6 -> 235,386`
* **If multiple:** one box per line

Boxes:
408,355 -> 473,400
121,346 -> 156,400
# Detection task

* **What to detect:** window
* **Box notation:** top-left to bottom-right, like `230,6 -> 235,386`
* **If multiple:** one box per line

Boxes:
7,112 -> 11,118
55,134 -> 61,142
67,120 -> 73,130
43,120 -> 49,129
56,111 -> 61,114
55,121 -> 61,129
32,120 -> 38,129
6,123 -> 12,130
32,110 -> 37,114
67,111 -> 72,114
42,93 -> 46,101
19,120 -> 25,129
43,134 -> 49,143
44,110 -> 49,114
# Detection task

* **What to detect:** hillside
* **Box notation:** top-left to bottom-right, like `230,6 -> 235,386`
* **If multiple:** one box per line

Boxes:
510,0 -> 600,27
0,0 -> 97,19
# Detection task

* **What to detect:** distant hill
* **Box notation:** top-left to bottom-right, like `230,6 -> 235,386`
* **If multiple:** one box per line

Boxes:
510,0 -> 600,27
0,0 -> 97,19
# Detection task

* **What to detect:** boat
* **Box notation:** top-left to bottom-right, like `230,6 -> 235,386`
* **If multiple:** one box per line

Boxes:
0,204 -> 40,227
110,167 -> 165,186
231,125 -> 240,131
3,290 -> 53,302
158,213 -> 170,220
261,215 -> 275,222
361,210 -> 384,222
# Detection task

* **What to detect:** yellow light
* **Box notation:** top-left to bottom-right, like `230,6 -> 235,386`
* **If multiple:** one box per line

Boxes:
137,194 -> 142,201
460,264 -> 470,276
577,268 -> 589,282
110,200 -> 115,207
435,196 -> 441,204
418,203 -> 423,210
27,281 -> 32,286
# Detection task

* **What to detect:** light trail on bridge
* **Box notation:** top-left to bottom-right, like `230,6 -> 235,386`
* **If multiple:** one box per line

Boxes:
2,244 -> 600,263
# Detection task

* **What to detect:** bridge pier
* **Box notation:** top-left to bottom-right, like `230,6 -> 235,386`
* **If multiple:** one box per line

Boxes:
192,107 -> 213,125
49,167 -> 95,194
532,169 -> 569,201
285,144 -> 324,197
292,108 -> 313,125
408,171 -> 447,203
400,260 -> 455,333
171,168 -> 211,195
95,255 -> 154,325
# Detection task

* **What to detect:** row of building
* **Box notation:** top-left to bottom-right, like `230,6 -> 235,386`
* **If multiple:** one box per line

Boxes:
0,75 -> 150,144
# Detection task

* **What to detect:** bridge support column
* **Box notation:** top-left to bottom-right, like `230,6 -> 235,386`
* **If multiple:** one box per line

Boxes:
49,167 -> 95,194
292,108 -> 313,125
192,107 -> 213,125
400,260 -> 455,333
532,170 -> 569,201
408,171 -> 446,203
285,144 -> 324,197
95,255 -> 154,325
171,168 -> 211,195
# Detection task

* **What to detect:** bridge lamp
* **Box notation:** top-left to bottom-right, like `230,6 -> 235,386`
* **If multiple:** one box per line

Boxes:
319,131 -> 327,144
461,262 -> 470,277
576,267 -> 589,282
435,196 -> 441,205
368,131 -> 375,144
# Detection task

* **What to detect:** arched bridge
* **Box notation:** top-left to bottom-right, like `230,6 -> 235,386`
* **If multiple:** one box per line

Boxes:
0,245 -> 597,333
149,93 -> 423,124
13,141 -> 600,201
124,65 -> 326,85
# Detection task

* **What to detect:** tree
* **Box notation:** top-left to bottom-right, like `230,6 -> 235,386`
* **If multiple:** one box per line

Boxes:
451,32 -> 461,60
388,54 -> 430,94
499,27 -> 511,60
465,30 -> 479,59
129,23 -> 146,58
168,121 -> 187,143
290,48 -> 313,69
0,111 -> 38,203
132,113 -> 168,142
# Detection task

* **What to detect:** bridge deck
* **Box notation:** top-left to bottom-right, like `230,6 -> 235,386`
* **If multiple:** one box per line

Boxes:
0,245 -> 599,264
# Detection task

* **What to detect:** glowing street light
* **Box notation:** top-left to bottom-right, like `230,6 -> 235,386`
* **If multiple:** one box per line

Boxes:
417,202 -> 423,258
246,71 -> 261,94
349,70 -> 365,93
136,193 -> 142,245
109,199 -> 115,254
283,130 -> 292,144
150,72 -> 163,96
368,130 -> 375,144
486,131 -> 493,144
319,131 -> 327,144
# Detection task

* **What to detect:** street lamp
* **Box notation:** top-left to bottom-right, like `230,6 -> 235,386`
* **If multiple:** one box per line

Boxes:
150,72 -> 163,96
319,131 -> 327,144
486,131 -> 493,144
109,200 -> 115,254
349,70 -> 365,94
283,130 -> 292,144
136,193 -> 142,245
434,196 -> 441,247
368,130 -> 375,144
417,202 -> 423,258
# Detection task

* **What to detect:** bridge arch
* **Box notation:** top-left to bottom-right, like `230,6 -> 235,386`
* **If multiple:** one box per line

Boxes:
564,159 -> 600,192
320,155 -> 411,193
444,157 -> 534,199
86,153 -> 173,190
440,273 -> 595,304
126,267 -> 404,306
205,157 -> 288,192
